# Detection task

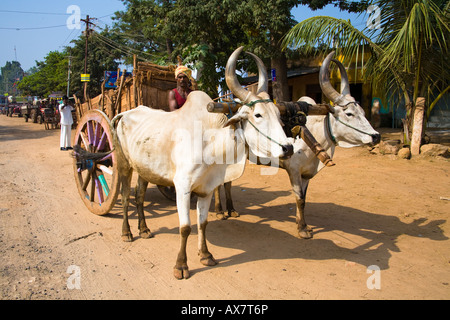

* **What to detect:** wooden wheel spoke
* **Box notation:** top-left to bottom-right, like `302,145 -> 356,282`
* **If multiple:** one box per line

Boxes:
97,173 -> 110,197
97,164 -> 113,175
97,131 -> 108,151
80,131 -> 90,150
94,171 -> 104,204
90,171 -> 96,203
87,120 -> 95,145
82,170 -> 92,191
94,121 -> 102,149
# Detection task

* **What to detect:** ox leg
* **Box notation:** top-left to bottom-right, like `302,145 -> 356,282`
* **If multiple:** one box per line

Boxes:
120,173 -> 134,242
224,181 -> 239,218
197,193 -> 217,267
174,183 -> 193,280
295,190 -> 313,239
135,176 -> 153,239
288,171 -> 313,239
214,185 -> 227,220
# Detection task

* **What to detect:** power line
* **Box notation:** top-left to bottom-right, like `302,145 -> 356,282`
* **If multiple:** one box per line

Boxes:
94,32 -> 146,60
0,10 -> 117,19
93,31 -> 156,60
60,28 -> 82,48
0,11 -> 117,31
0,24 -> 68,31
0,9 -> 69,15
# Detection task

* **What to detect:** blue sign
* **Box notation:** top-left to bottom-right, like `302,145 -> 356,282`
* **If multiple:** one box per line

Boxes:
271,68 -> 276,82
104,71 -> 132,88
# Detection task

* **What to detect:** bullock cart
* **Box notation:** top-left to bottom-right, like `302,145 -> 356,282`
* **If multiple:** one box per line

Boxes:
43,107 -> 59,130
72,62 -> 179,215
72,59 -> 332,216
21,104 -> 33,122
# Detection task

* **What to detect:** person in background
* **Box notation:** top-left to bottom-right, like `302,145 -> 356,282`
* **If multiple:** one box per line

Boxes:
59,95 -> 74,151
168,64 -> 193,111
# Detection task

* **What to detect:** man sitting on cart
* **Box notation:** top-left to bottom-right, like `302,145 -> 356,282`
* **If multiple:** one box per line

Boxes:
168,64 -> 193,111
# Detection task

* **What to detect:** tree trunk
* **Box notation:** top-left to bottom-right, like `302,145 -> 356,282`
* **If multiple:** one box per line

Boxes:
402,101 -> 413,145
166,38 -> 174,60
270,32 -> 290,103
271,55 -> 290,103
410,97 -> 425,156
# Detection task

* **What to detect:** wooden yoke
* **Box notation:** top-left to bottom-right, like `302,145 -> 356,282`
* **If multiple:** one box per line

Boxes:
299,125 -> 335,167
206,100 -> 332,116
207,100 -> 335,167
278,101 -> 335,167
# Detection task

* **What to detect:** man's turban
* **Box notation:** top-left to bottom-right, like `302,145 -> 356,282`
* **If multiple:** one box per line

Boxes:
175,65 -> 192,79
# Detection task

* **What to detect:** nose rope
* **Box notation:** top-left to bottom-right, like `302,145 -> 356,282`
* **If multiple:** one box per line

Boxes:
335,117 -> 376,136
246,119 -> 285,148
244,99 -> 286,148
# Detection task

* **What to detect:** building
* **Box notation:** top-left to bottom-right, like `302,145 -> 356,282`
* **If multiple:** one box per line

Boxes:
242,51 -> 449,129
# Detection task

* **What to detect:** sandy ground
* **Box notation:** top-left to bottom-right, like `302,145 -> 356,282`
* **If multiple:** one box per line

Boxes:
0,114 -> 449,301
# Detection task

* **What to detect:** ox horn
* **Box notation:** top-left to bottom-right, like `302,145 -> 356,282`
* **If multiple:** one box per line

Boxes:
226,47 -> 268,103
320,51 -> 346,105
331,58 -> 351,98
246,52 -> 268,94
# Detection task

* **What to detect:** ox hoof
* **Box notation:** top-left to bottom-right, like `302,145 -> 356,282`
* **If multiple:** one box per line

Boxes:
200,253 -> 217,266
298,228 -> 313,239
174,266 -> 190,280
140,229 -> 154,239
121,232 -> 133,242
228,210 -> 240,218
216,212 -> 228,220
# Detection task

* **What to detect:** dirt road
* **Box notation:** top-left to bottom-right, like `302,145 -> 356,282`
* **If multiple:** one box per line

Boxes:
0,114 -> 449,300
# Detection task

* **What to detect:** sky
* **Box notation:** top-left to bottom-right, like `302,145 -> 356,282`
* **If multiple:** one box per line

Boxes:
0,0 -> 368,72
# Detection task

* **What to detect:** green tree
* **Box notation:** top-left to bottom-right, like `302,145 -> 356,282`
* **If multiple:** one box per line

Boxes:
166,0 -> 248,97
67,28 -> 120,100
283,0 -> 449,144
17,52 -> 67,97
112,0 -> 176,64
1,61 -> 24,96
116,0 -> 366,100
111,0 -> 370,98
224,0 -> 369,102
18,28 -> 121,100
113,0 -> 245,97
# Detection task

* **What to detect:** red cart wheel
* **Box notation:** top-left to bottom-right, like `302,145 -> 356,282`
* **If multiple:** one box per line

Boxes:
73,109 -> 120,215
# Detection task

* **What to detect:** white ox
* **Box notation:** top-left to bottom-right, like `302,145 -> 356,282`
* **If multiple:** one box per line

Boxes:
78,47 -> 293,279
215,51 -> 381,238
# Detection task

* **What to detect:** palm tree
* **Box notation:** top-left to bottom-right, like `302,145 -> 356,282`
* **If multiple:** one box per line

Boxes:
283,0 -> 449,144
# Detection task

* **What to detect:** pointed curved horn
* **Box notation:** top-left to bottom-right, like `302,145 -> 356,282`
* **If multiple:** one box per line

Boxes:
226,47 -> 252,103
246,52 -> 268,94
331,58 -> 351,97
319,51 -> 345,105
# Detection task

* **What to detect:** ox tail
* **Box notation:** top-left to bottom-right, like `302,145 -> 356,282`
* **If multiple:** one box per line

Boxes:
72,145 -> 113,162
72,113 -> 123,163
109,113 -> 127,162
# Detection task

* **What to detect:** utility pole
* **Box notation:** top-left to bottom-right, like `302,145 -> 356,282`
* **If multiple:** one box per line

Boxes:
80,15 -> 96,104
67,55 -> 72,97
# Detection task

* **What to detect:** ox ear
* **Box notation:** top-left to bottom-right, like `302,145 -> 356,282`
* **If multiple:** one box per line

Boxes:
223,111 -> 248,127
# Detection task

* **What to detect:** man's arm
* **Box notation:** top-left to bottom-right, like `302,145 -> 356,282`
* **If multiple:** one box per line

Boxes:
168,90 -> 178,111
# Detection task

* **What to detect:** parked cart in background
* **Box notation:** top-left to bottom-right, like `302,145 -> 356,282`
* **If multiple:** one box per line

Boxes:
43,106 -> 60,130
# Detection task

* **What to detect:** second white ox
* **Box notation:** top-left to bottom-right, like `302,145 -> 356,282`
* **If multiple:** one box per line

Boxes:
95,47 -> 292,279
215,51 -> 381,239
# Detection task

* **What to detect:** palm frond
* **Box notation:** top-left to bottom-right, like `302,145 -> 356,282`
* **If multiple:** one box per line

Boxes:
282,16 -> 382,60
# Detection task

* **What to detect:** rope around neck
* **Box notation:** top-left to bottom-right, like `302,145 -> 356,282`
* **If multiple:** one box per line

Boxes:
326,113 -> 375,145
